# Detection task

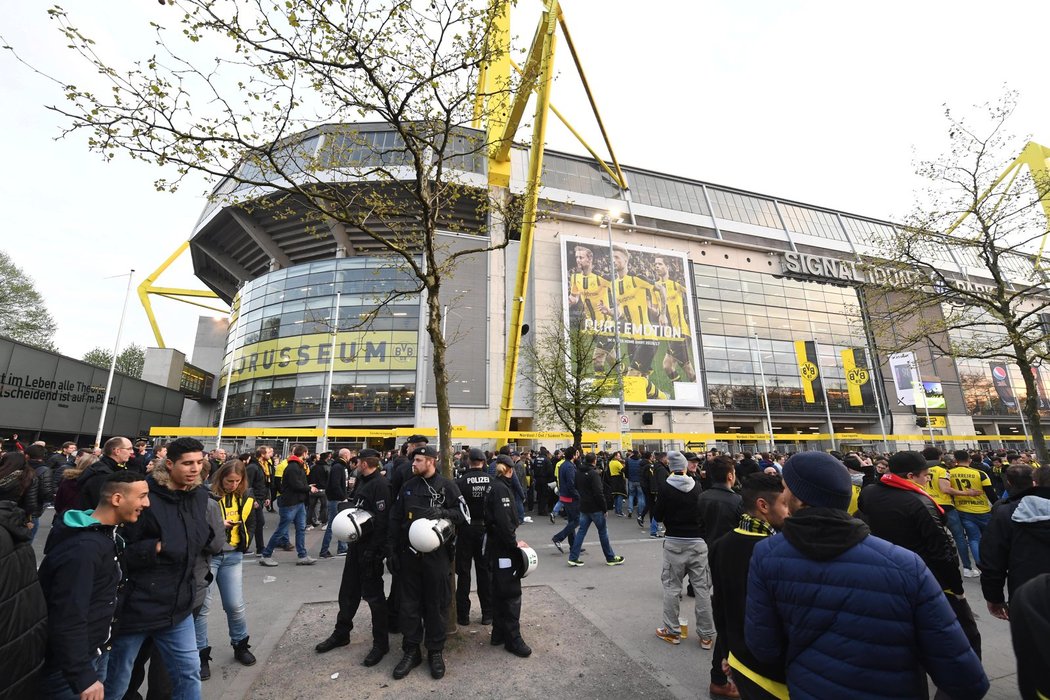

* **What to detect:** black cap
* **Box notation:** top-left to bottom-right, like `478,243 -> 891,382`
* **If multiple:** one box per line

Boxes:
468,447 -> 486,462
888,450 -> 927,476
495,455 -> 514,469
358,448 -> 380,459
406,434 -> 429,445
683,451 -> 700,462
510,450 -> 520,457
412,445 -> 438,459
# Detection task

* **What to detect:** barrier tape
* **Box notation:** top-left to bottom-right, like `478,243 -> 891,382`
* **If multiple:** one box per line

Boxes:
148,426 -> 1028,444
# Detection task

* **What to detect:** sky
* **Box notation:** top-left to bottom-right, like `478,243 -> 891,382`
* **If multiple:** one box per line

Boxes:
2,1 -> 1049,362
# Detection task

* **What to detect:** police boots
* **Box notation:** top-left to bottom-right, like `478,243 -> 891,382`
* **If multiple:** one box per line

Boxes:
428,650 -> 446,679
233,636 -> 257,666
199,647 -> 212,680
392,647 -> 422,680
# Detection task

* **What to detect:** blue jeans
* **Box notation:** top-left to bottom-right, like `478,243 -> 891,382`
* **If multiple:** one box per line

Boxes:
105,615 -> 201,700
552,501 -> 579,546
613,495 -> 625,515
320,500 -> 348,555
570,511 -> 615,561
195,551 -> 248,649
960,511 -> 991,568
40,652 -> 108,699
945,507 -> 971,569
262,503 -> 307,558
628,482 -> 645,515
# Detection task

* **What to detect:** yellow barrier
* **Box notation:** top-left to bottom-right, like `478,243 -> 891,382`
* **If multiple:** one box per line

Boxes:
149,426 -> 1028,444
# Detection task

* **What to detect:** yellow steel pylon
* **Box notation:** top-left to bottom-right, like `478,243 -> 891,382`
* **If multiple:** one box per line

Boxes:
138,241 -> 227,348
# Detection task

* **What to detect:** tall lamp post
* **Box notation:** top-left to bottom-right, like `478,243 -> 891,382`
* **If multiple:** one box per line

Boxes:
595,210 -> 628,449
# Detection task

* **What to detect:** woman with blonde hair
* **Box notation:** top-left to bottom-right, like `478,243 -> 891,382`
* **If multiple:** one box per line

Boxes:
195,459 -> 257,678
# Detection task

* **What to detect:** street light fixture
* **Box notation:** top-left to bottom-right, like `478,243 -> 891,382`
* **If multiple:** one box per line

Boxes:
595,209 -> 628,437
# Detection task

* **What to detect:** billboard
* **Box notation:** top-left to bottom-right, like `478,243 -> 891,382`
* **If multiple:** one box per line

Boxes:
560,236 -> 704,407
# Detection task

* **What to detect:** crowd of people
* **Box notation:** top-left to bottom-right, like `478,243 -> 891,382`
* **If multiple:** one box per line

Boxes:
2,432 -> 1049,699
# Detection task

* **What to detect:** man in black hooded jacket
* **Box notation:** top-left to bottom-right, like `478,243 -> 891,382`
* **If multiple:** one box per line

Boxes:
38,471 -> 150,699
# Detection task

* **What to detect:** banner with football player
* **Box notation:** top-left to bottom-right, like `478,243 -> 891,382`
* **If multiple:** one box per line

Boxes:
561,236 -> 704,407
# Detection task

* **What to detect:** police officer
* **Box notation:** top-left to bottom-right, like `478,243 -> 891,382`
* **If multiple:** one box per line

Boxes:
485,455 -> 533,657
455,448 -> 493,626
385,434 -> 429,629
387,445 -> 468,680
314,449 -> 391,666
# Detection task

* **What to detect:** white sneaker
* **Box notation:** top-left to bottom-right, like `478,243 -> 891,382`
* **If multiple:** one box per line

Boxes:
259,557 -> 279,567
523,516 -> 533,523
963,568 -> 979,578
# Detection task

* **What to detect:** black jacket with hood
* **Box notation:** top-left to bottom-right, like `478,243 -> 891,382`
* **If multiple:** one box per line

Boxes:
114,464 -> 213,635
0,500 -> 47,700
653,473 -> 704,539
38,508 -> 123,695
980,485 -> 1050,604
75,454 -> 122,511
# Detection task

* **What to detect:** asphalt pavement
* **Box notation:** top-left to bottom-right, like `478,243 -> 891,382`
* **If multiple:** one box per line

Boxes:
32,507 -> 1019,699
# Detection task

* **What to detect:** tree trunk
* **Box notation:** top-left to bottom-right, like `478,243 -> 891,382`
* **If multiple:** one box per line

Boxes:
1013,349 -> 1048,462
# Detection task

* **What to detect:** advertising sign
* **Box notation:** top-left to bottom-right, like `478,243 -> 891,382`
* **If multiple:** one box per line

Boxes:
990,362 -> 1017,409
889,352 -> 917,406
561,236 -> 704,407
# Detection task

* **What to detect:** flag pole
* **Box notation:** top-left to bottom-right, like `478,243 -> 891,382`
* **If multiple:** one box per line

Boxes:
95,270 -> 134,448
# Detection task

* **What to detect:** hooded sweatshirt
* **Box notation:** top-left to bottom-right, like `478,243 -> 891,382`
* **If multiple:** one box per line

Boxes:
653,473 -> 703,539
38,509 -> 123,695
979,485 -> 1050,604
746,508 -> 989,700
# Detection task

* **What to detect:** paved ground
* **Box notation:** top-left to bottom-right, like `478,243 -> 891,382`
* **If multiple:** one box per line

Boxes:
32,508 -> 1018,698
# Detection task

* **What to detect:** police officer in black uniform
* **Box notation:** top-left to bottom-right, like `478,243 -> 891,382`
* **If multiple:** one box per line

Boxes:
454,447 -> 493,626
387,445 -> 468,680
485,455 -> 533,657
314,449 -> 391,665
385,434 -> 429,630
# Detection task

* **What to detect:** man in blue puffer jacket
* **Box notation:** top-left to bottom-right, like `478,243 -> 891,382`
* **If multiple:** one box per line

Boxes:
746,451 -> 989,700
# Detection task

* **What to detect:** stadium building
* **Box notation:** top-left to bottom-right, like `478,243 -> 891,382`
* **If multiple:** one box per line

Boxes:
170,122 -> 1039,453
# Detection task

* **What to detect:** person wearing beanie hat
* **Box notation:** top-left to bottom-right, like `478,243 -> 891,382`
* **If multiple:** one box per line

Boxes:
746,451 -> 989,700
781,451 -> 853,511
666,450 -> 688,474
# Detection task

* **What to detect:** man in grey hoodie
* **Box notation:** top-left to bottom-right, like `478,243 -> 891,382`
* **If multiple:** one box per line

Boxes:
653,451 -> 716,650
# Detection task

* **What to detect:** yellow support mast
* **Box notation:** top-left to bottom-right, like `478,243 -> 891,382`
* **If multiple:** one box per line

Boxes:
137,241 -> 226,348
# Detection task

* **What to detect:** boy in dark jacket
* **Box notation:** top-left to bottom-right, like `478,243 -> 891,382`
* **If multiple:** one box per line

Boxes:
38,471 -> 150,699
746,452 -> 989,700
0,500 -> 47,700
102,437 -> 215,700
566,454 -> 624,567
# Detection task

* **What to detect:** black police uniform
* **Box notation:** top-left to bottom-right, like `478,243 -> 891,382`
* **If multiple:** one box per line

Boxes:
484,473 -> 531,655
388,470 -> 468,661
385,451 -> 415,628
454,467 -> 493,624
331,468 -> 391,657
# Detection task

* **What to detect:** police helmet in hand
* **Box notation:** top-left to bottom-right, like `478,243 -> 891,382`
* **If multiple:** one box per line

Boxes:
408,517 -> 454,553
517,544 -> 539,578
332,508 -> 374,543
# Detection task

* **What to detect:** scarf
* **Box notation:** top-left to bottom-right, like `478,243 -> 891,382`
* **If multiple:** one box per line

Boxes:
880,473 -> 944,516
737,512 -> 777,537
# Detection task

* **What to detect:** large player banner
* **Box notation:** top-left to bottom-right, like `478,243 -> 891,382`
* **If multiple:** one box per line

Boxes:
560,236 -> 704,407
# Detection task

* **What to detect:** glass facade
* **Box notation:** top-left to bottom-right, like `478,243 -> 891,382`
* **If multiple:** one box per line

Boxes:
220,257 -> 420,422
694,266 -> 874,415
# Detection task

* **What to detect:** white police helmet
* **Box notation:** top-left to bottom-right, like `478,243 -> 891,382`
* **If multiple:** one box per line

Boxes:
517,544 -> 539,578
408,518 -> 454,553
332,508 -> 373,543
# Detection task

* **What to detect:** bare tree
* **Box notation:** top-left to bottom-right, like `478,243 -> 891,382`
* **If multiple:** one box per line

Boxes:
866,94 -> 1050,459
23,0 -> 521,475
520,319 -> 623,448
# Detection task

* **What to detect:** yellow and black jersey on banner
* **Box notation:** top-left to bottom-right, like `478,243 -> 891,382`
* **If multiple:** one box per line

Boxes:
655,278 -> 691,339
841,347 -> 875,407
614,275 -> 656,339
794,340 -> 825,404
569,272 -> 611,327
